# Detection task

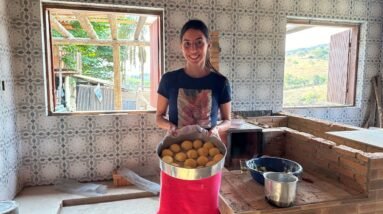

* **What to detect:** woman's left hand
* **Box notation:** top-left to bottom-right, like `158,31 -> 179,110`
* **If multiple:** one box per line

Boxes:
207,126 -> 220,138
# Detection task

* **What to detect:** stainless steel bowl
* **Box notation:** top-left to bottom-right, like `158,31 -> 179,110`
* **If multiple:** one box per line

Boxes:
157,131 -> 227,180
264,172 -> 298,208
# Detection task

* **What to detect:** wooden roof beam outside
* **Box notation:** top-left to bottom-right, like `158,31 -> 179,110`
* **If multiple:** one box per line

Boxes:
108,14 -> 118,40
51,17 -> 73,38
74,12 -> 99,39
134,16 -> 147,40
52,38 -> 150,46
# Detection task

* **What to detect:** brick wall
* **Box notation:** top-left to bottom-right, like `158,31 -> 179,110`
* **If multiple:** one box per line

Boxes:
256,114 -> 383,213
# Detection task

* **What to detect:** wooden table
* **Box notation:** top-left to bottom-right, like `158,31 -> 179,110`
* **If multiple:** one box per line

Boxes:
219,170 -> 365,214
326,129 -> 383,149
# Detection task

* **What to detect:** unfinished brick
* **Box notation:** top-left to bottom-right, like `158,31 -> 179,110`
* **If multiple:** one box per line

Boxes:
355,174 -> 368,185
339,174 -> 366,193
369,180 -> 383,190
339,156 -> 368,175
366,146 -> 383,153
369,169 -> 383,181
311,137 -> 336,149
370,157 -> 383,169
334,145 -> 360,158
356,152 -> 370,162
316,148 -> 339,163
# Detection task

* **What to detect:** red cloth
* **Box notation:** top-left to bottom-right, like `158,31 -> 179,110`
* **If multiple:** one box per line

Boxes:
157,171 -> 222,214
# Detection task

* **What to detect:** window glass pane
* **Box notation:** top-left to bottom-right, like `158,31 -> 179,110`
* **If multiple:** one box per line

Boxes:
283,23 -> 356,108
45,5 -> 162,114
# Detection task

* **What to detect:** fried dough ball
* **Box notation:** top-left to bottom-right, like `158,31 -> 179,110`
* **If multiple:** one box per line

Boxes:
161,149 -> 173,157
209,148 -> 220,157
175,152 -> 187,162
162,156 -> 173,164
186,149 -> 198,159
170,144 -> 181,153
192,139 -> 203,149
206,161 -> 216,167
181,140 -> 193,151
203,141 -> 215,150
213,153 -> 224,162
184,159 -> 197,168
197,147 -> 209,157
197,156 -> 209,166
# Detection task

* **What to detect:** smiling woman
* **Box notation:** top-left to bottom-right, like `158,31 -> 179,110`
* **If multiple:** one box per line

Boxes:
42,2 -> 164,115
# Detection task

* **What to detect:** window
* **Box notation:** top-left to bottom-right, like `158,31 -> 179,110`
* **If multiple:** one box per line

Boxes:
283,19 -> 359,108
42,2 -> 164,114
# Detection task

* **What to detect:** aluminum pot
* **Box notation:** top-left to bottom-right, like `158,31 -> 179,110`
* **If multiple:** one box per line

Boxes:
157,127 -> 227,180
264,172 -> 298,208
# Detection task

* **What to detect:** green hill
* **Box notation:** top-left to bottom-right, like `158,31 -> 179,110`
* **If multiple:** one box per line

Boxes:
286,44 -> 329,60
283,44 -> 330,107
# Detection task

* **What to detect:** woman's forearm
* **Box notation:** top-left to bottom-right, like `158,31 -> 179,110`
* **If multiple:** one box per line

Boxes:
216,119 -> 231,133
156,115 -> 175,131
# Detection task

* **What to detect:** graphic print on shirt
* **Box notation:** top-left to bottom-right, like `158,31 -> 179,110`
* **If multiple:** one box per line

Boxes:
177,88 -> 212,128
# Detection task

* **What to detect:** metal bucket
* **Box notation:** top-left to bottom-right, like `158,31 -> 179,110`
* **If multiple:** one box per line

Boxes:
0,201 -> 19,214
157,131 -> 227,180
264,172 -> 298,208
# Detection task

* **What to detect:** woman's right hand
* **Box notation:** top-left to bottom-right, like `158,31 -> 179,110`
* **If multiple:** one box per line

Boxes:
168,123 -> 177,136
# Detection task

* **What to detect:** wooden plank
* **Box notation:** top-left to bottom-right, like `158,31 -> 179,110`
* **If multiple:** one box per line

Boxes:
327,30 -> 351,104
113,43 -> 122,110
219,170 -> 363,214
52,38 -> 150,46
108,14 -> 118,40
50,16 -> 73,38
74,12 -> 99,39
372,75 -> 383,127
346,26 -> 359,105
62,191 -> 156,206
134,16 -> 147,40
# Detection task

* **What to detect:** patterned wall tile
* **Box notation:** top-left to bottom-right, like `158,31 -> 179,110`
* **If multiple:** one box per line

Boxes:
296,0 -> 316,15
257,0 -> 277,12
333,0 -> 352,18
255,60 -> 273,79
367,22 -> 382,41
365,41 -> 381,60
219,34 -> 234,57
254,81 -> 272,101
215,12 -> 235,33
232,81 -> 253,103
310,108 -> 329,120
215,0 -> 234,9
237,0 -> 256,10
278,0 -> 296,14
365,62 -> 380,80
166,10 -> 189,32
368,0 -> 383,21
255,36 -> 274,58
316,0 -> 334,17
0,0 -> 381,198
234,36 -> 254,57
351,0 -> 368,19
233,59 -> 255,80
236,13 -> 256,34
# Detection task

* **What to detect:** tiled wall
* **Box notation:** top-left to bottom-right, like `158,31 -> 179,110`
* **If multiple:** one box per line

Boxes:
0,0 -> 382,200
0,1 -> 23,200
